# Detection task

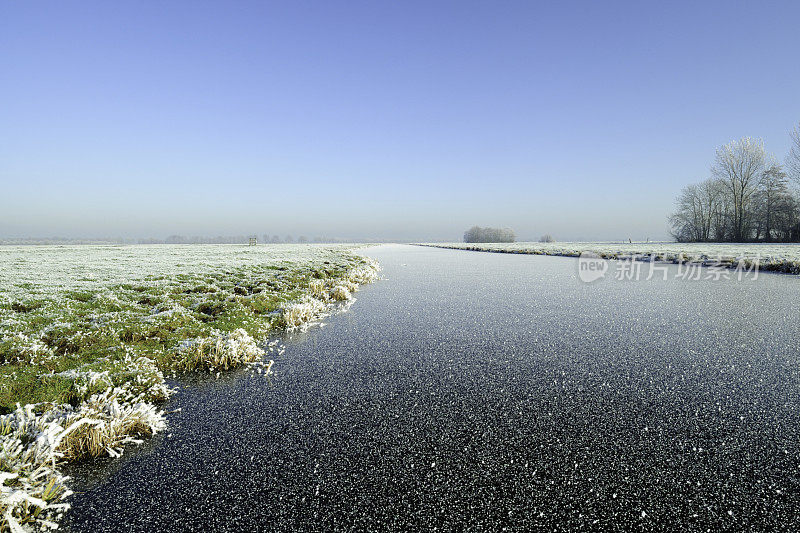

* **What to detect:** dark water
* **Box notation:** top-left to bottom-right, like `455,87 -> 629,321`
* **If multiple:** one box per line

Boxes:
65,244 -> 800,531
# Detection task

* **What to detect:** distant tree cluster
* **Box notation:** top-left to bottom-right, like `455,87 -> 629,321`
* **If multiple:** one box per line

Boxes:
261,235 -> 340,244
153,235 -> 255,244
136,235 -> 345,245
1,234 -> 355,246
463,226 -> 516,243
539,234 -> 555,243
670,125 -> 800,242
0,237 -> 129,245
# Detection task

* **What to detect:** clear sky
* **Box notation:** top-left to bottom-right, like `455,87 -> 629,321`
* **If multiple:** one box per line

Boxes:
2,1 -> 799,242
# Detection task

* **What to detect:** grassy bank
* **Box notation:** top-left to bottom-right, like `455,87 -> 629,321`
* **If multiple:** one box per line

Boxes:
417,242 -> 800,274
0,244 -> 379,531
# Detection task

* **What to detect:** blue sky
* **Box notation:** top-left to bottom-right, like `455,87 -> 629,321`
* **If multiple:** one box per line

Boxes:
2,1 -> 799,241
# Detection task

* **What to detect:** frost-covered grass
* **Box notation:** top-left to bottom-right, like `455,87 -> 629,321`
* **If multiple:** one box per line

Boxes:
0,244 -> 379,531
1,389 -> 166,531
173,328 -> 266,372
419,242 -> 800,274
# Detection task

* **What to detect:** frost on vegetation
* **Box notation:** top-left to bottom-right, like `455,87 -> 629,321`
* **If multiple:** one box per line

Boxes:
46,389 -> 167,460
173,328 -> 265,372
0,334 -> 53,366
343,257 -> 381,285
329,285 -> 352,301
52,355 -> 174,404
52,369 -> 112,397
246,358 -> 274,378
282,257 -> 380,330
0,244 -> 380,531
422,242 -> 800,274
281,296 -> 329,331
1,389 -> 166,532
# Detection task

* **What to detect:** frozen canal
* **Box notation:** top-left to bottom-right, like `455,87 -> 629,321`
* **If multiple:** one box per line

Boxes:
65,244 -> 800,531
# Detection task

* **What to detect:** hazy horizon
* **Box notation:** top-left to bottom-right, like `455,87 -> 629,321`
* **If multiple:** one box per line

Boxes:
3,1 -> 800,243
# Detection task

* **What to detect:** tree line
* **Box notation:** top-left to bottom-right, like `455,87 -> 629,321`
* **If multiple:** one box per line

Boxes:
670,123 -> 800,242
143,235 -> 343,244
463,226 -> 516,243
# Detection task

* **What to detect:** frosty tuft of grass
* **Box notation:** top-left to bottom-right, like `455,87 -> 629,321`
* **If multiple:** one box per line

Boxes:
53,388 -> 167,460
281,297 -> 329,330
172,328 -> 265,372
329,285 -> 352,301
1,389 -> 165,531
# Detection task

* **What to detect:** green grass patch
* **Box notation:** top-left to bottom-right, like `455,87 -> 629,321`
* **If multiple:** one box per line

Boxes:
0,247 -> 379,412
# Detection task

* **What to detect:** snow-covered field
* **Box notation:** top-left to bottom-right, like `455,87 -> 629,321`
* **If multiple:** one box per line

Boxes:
419,242 -> 800,273
0,244 -> 379,531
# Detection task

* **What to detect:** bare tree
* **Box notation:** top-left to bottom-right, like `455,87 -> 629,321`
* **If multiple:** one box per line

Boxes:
711,138 -> 767,241
754,164 -> 791,241
669,178 -> 723,242
669,185 -> 699,242
702,178 -> 728,240
669,134 -> 800,243
788,122 -> 800,183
